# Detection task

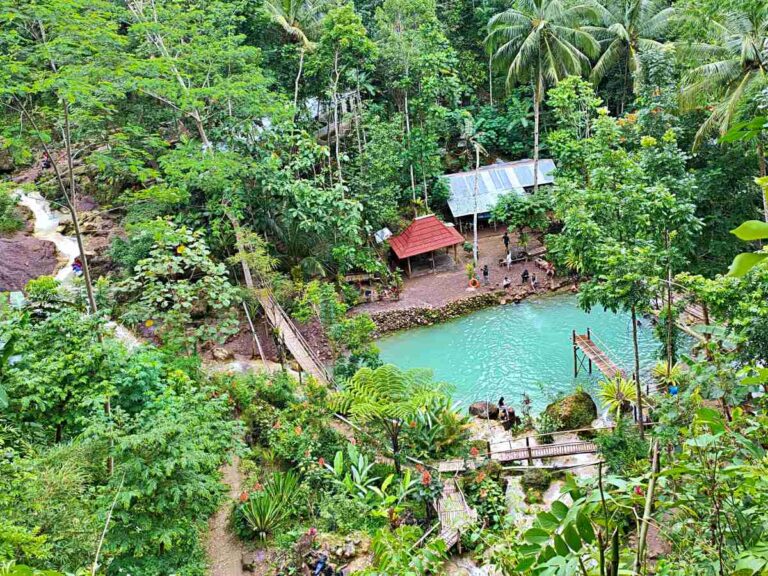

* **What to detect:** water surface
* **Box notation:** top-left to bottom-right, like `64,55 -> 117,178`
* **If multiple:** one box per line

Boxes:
376,294 -> 658,413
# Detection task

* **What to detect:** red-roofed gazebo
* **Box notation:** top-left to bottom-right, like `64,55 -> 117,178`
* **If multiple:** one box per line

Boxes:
389,215 -> 464,275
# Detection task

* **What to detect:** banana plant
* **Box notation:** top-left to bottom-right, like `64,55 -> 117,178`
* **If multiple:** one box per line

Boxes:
324,444 -> 380,500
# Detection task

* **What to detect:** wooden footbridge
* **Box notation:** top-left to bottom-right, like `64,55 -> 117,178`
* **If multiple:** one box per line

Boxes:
257,291 -> 333,385
436,479 -> 477,548
437,437 -> 599,474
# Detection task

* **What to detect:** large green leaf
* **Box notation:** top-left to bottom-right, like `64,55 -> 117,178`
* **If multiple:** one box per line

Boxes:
551,500 -> 569,520
731,220 -> 768,241
563,523 -> 582,552
576,512 -> 595,544
525,527 -> 550,544
553,534 -> 570,556
728,252 -> 768,277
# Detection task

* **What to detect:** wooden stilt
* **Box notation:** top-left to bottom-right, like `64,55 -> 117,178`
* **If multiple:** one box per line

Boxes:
573,330 -> 578,378
431,250 -> 436,272
587,328 -> 592,374
406,257 -> 412,276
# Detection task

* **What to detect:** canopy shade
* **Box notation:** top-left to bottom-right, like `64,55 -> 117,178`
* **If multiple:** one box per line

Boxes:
389,215 -> 464,260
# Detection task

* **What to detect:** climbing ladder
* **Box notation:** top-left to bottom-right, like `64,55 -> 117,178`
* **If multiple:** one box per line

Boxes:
257,291 -> 333,385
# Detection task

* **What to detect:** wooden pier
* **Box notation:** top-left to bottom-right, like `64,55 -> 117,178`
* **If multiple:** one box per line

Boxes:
573,328 -> 626,380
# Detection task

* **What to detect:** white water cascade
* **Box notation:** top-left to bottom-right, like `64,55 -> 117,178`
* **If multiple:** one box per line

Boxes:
15,190 -> 79,284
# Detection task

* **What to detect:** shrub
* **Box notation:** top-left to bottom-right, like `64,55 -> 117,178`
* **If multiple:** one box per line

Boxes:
520,469 -> 552,493
238,471 -> 302,541
317,492 -> 379,534
535,412 -> 562,444
594,418 -> 649,475
239,493 -> 288,541
0,186 -> 21,235
242,399 -> 278,447
464,476 -> 507,530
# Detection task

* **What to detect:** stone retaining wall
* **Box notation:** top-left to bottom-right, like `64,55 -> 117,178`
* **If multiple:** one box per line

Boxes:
370,282 -> 573,335
371,291 -> 509,334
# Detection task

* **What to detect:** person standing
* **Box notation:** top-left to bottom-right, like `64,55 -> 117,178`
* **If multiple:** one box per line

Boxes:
521,268 -> 530,285
482,264 -> 490,286
502,231 -> 510,252
505,250 -> 512,270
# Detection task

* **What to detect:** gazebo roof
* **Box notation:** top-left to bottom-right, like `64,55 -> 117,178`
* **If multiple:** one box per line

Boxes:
389,215 -> 464,260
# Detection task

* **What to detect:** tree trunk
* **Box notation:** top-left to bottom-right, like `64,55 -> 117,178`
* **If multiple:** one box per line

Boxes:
666,231 -> 674,375
332,51 -> 343,186
391,427 -> 401,475
533,80 -> 541,194
632,304 -> 645,438
404,87 -> 417,205
488,53 -> 493,106
634,441 -> 660,574
758,140 -> 767,222
473,145 -> 480,266
293,47 -> 305,115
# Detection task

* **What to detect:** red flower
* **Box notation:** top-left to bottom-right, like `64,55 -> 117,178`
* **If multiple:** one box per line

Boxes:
480,489 -> 487,499
409,421 -> 417,428
469,446 -> 479,458
421,470 -> 432,486
475,471 -> 486,484
634,486 -> 644,497
239,491 -> 249,502
253,482 -> 263,492
318,457 -> 326,467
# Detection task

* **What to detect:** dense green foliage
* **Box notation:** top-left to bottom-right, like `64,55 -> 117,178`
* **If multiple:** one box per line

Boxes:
4,0 -> 768,573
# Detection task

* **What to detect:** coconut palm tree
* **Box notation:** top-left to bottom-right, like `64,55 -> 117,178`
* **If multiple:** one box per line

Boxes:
588,0 -> 676,113
486,0 -> 599,192
263,0 -> 323,112
681,5 -> 768,202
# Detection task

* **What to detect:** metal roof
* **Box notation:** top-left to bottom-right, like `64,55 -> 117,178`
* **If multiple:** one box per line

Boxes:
446,159 -> 556,218
389,215 -> 464,259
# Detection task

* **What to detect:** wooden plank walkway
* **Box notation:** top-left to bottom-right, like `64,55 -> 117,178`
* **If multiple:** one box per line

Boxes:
436,479 -> 477,548
437,439 -> 598,473
257,292 -> 331,385
574,332 -> 625,379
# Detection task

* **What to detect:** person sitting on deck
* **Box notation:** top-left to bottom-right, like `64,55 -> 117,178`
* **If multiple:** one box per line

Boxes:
498,397 -> 510,420
502,276 -> 511,289
521,268 -> 530,285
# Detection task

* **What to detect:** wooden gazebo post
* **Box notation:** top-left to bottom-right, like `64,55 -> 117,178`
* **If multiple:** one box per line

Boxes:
406,257 -> 412,276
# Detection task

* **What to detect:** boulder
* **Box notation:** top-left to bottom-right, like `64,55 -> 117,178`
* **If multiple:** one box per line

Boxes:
211,346 -> 233,361
469,401 -> 499,420
544,390 -> 597,431
0,233 -> 58,291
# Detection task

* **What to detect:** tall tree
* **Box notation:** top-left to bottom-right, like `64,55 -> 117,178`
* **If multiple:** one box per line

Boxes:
588,0 -> 676,113
681,3 -> 768,219
263,0 -> 323,112
486,0 -> 598,192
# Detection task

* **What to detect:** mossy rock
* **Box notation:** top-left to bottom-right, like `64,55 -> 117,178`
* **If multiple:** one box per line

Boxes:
544,391 -> 597,431
520,468 -> 552,492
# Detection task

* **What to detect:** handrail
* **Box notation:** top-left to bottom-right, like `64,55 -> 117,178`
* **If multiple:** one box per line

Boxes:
259,289 -> 335,385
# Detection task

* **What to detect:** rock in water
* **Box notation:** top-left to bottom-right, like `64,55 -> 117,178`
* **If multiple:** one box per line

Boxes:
469,401 -> 499,419
0,233 -> 57,291
544,391 -> 597,430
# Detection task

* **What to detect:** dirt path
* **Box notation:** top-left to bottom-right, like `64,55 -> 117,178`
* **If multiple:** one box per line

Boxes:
206,456 -> 245,576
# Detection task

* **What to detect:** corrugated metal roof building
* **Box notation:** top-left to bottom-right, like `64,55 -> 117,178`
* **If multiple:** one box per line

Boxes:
446,159 -> 556,219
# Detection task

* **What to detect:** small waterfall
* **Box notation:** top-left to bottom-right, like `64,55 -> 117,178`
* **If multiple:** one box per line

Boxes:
15,190 -> 79,284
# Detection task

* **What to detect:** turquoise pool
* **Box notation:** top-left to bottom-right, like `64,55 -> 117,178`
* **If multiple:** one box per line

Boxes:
376,294 -> 658,413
